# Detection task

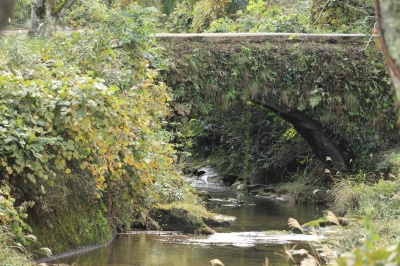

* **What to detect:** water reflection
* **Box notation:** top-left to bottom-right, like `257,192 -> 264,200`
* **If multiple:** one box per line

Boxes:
61,233 -> 296,266
185,232 -> 321,247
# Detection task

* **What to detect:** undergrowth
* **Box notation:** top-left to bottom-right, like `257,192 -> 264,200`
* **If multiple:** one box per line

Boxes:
0,229 -> 34,266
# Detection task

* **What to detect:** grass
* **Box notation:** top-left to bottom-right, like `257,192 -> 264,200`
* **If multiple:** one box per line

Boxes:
287,214 -> 340,265
274,173 -> 323,204
0,229 -> 35,266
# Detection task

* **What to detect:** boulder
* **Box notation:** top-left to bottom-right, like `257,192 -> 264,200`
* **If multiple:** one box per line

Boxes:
152,207 -> 211,234
223,174 -> 239,185
203,217 -> 230,228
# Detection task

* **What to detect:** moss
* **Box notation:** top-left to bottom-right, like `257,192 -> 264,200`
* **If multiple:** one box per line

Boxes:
265,230 -> 290,235
29,205 -> 111,255
302,217 -> 349,228
26,173 -> 112,254
302,218 -> 329,228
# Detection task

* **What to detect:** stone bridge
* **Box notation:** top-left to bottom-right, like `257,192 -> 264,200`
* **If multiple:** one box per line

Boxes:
156,33 -> 397,172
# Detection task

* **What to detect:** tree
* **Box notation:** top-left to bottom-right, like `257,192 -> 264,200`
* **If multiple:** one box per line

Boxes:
29,0 -> 75,37
376,1 -> 400,109
0,0 -> 16,32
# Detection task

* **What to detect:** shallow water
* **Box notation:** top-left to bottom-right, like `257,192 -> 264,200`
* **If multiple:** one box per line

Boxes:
57,168 -> 327,266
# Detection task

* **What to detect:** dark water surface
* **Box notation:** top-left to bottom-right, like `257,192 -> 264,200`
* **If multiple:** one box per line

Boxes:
58,168 -> 327,266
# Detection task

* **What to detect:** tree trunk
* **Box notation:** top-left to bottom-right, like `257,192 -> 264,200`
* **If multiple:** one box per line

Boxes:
375,1 -> 400,109
29,0 -> 56,37
252,100 -> 351,173
29,0 -> 72,37
0,0 -> 16,32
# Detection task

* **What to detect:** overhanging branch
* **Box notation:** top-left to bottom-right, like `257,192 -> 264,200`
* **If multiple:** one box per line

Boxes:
251,100 -> 351,173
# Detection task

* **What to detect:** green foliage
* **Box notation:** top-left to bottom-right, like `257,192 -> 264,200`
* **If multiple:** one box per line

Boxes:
192,0 -> 232,32
160,0 -> 179,16
275,169 -> 324,204
0,226 -> 35,266
0,3 -> 191,254
27,172 -> 111,252
162,1 -> 194,33
377,148 -> 400,177
0,71 -> 170,200
338,243 -> 400,266
332,215 -> 400,265
0,185 -> 33,244
0,184 -> 44,264
283,125 -> 297,141
233,2 -> 310,33
328,177 -> 400,254
158,0 -> 375,34
10,0 -> 31,28
207,17 -> 239,33
329,178 -> 400,220
64,0 -> 110,28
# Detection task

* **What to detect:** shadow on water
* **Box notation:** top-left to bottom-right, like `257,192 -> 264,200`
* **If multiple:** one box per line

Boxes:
58,167 -> 328,266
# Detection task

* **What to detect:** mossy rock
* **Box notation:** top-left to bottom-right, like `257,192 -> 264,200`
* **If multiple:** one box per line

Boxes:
152,207 -> 209,234
264,230 -> 291,235
202,214 -> 237,232
302,217 -> 349,228
196,226 -> 215,235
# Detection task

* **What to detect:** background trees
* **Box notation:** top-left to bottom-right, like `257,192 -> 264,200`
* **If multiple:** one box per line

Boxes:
29,0 -> 75,36
2,0 -> 377,34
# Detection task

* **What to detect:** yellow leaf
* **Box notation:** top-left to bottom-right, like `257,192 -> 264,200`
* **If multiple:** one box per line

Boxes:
6,166 -> 13,174
80,161 -> 88,170
55,159 -> 66,170
27,173 -> 36,184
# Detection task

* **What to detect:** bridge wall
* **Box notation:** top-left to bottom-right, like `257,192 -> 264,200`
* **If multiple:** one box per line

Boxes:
158,35 -> 398,169
156,32 -> 368,43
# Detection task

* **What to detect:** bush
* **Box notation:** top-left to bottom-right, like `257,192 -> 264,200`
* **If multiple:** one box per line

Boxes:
0,4 -> 189,253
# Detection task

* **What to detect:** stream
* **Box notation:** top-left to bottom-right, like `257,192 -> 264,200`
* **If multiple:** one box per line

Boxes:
57,167 -> 327,265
